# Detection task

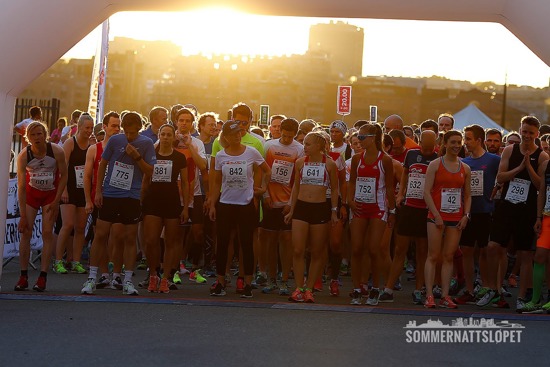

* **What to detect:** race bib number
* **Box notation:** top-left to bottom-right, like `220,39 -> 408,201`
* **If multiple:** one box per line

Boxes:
271,159 -> 294,186
152,160 -> 173,183
301,162 -> 325,186
75,165 -> 85,189
355,177 -> 376,203
29,172 -> 55,191
109,161 -> 134,190
505,178 -> 530,204
406,172 -> 425,199
470,170 -> 484,197
223,161 -> 247,189
441,188 -> 461,213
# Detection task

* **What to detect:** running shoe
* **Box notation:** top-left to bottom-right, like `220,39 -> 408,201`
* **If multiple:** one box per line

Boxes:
253,272 -> 268,287
424,295 -> 436,308
541,300 -> 550,312
159,278 -> 170,294
507,274 -> 518,288
378,291 -> 394,303
289,288 -> 304,302
516,297 -> 527,311
329,279 -> 340,296
262,280 -> 278,294
53,260 -> 68,274
179,263 -> 190,275
148,275 -> 160,293
33,276 -> 46,292
412,290 -> 424,305
339,263 -> 350,276
168,280 -> 178,290
241,284 -> 253,298
189,269 -> 207,284
96,275 -> 111,289
476,289 -> 499,307
313,278 -> 323,292
278,281 -> 290,296
393,279 -> 402,291
14,276 -> 28,291
350,290 -> 362,305
138,275 -> 149,288
492,296 -> 510,309
405,263 -> 415,274
71,261 -> 87,274
110,276 -> 123,290
475,286 -> 489,301
406,272 -> 416,282
224,274 -> 232,287
500,285 -> 512,298
123,281 -> 139,295
210,281 -> 226,296
365,288 -> 380,306
473,281 -> 483,296
360,283 -> 370,297
81,279 -> 96,295
516,301 -> 543,314
304,289 -> 315,303
453,291 -> 476,305
236,277 -> 245,294
137,258 -> 147,270
173,272 -> 182,284
439,296 -> 458,309
432,285 -> 442,299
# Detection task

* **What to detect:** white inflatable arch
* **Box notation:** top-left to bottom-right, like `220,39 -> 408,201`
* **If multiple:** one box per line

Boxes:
1,0 -> 549,281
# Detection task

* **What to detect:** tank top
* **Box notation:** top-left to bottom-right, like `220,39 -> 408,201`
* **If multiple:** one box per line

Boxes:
428,157 -> 466,221
26,142 -> 59,191
67,136 -> 89,191
299,155 -> 329,187
502,143 -> 541,208
354,151 -> 386,211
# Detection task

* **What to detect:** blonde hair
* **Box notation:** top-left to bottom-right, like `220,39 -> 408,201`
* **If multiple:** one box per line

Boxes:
25,121 -> 49,144
304,131 -> 328,155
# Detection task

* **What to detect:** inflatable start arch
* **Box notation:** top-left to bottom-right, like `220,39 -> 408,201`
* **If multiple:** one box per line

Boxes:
1,0 -> 549,283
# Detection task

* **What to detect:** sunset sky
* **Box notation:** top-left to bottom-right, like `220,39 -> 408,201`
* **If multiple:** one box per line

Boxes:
63,9 -> 550,88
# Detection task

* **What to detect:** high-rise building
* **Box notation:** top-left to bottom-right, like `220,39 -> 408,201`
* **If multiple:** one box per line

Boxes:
308,21 -> 364,79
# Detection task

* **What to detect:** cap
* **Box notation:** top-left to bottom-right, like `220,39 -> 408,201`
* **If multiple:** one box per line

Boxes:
330,120 -> 348,135
222,120 -> 243,136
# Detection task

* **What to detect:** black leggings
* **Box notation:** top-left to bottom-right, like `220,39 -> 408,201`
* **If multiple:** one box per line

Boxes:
216,201 -> 256,277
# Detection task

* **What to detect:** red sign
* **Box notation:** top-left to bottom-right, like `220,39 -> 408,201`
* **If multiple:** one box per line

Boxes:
337,86 -> 352,115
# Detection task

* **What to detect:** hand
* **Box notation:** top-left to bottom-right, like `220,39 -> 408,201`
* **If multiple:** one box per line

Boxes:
264,196 -> 273,209
18,215 -> 28,233
94,191 -> 103,208
284,210 -> 293,224
209,205 -> 216,222
434,215 -> 444,229
203,197 -> 211,215
396,195 -> 404,207
524,153 -> 532,169
254,186 -> 266,197
456,216 -> 469,231
125,144 -> 140,160
331,211 -> 339,225
349,201 -> 358,216
387,212 -> 396,228
181,207 -> 189,224
61,189 -> 69,203
534,218 -> 542,237
45,200 -> 60,223
339,206 -> 348,222
282,205 -> 291,215
85,200 -> 94,215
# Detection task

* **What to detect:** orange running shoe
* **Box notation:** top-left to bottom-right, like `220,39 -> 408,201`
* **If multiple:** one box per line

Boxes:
439,296 -> 458,309
329,279 -> 340,296
289,288 -> 304,302
424,295 -> 436,308
159,278 -> 170,293
313,278 -> 323,292
148,275 -> 160,293
304,289 -> 315,303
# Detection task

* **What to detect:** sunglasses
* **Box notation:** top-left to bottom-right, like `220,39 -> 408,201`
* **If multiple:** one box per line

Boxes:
233,120 -> 249,126
357,134 -> 375,141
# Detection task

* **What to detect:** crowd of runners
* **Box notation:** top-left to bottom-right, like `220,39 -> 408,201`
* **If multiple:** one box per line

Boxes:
11,102 -> 550,313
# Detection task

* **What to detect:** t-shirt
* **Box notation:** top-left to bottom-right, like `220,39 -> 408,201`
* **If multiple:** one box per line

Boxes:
403,149 -> 438,209
174,134 -> 206,199
331,143 -> 348,161
143,149 -> 187,205
140,126 -> 157,143
462,152 -> 500,213
215,146 -> 265,205
405,137 -> 420,150
101,134 -> 156,200
264,139 -> 304,207
391,148 -> 409,164
211,132 -> 264,157
250,131 -> 266,144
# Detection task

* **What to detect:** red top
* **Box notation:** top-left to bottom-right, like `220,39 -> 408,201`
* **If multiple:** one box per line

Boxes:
428,157 -> 466,222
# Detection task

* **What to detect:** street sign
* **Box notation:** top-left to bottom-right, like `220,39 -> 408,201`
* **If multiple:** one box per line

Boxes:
370,105 -> 378,123
260,105 -> 270,125
337,86 -> 352,116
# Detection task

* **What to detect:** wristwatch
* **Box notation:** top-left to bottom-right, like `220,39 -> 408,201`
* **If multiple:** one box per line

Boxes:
331,207 -> 338,212
464,212 -> 471,220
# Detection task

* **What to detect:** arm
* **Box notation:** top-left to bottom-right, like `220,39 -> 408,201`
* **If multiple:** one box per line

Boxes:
53,144 -> 68,204
180,166 -> 190,223
188,140 -> 207,171
457,164 -> 472,230
495,145 -> 522,184
347,155 -> 359,214
208,169 -> 222,221
524,151 -> 549,191
83,145 -> 96,214
16,151 -> 28,233
284,159 -> 303,224
125,143 -> 153,176
328,160 -> 339,224
423,159 -> 443,227
397,166 -> 409,207
382,155 -> 396,227
60,137 -> 73,203
94,159 -> 108,208
534,160 -> 549,236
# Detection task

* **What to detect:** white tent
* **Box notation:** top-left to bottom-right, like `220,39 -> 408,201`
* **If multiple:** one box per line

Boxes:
453,104 -> 508,133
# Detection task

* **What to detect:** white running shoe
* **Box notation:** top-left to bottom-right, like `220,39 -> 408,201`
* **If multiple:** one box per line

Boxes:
81,279 -> 96,295
123,281 -> 139,296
